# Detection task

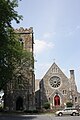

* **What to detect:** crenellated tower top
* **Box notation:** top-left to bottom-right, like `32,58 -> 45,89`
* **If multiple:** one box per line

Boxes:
14,27 -> 33,34
14,27 -> 34,52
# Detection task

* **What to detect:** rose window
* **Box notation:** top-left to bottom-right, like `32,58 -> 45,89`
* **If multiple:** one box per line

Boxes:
49,76 -> 61,88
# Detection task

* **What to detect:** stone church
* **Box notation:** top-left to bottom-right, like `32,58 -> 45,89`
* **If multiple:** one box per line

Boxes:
3,27 -> 80,111
4,27 -> 35,111
35,62 -> 80,109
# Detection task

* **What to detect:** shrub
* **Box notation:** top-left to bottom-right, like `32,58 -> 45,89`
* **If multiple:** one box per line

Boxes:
43,102 -> 50,109
24,109 -> 38,113
24,110 -> 33,113
32,110 -> 38,113
66,102 -> 73,107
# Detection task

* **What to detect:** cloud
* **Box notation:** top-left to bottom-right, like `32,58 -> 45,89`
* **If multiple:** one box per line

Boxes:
66,25 -> 80,36
76,25 -> 80,30
34,39 -> 54,54
43,32 -> 56,38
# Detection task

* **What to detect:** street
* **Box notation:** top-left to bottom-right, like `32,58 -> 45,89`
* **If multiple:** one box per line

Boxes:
0,114 -> 80,120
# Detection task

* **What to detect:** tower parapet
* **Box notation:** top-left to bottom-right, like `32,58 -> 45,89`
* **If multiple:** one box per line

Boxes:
14,27 -> 33,34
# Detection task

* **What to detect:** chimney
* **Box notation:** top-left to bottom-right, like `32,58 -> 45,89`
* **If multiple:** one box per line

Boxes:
70,70 -> 76,91
70,70 -> 75,80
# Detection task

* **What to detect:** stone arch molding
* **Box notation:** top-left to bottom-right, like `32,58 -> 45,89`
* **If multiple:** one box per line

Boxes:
48,90 -> 63,106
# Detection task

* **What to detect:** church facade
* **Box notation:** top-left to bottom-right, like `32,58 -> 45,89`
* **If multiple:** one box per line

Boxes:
35,62 -> 80,109
3,27 -> 80,111
4,27 -> 35,111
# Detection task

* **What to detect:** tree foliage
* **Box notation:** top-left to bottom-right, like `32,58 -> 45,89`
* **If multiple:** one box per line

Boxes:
0,0 -> 32,90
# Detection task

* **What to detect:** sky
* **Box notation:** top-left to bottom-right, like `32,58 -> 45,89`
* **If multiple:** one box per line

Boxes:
12,0 -> 80,92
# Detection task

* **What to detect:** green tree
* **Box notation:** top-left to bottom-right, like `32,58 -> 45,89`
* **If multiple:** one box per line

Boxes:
0,0 -> 32,90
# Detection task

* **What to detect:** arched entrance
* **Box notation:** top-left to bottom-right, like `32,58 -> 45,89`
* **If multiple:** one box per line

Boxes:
16,96 -> 23,110
54,95 -> 60,106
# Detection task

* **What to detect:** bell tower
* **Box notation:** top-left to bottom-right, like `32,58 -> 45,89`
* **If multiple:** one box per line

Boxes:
4,27 -> 35,111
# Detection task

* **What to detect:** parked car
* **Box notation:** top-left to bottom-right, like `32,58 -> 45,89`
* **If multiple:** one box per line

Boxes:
75,105 -> 80,111
55,107 -> 79,116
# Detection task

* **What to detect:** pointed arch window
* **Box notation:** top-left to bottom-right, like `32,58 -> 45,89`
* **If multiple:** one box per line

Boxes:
63,90 -> 66,94
75,97 -> 78,103
19,37 -> 24,48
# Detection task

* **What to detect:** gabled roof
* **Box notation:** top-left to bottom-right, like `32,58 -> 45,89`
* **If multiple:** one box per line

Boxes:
42,62 -> 68,79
